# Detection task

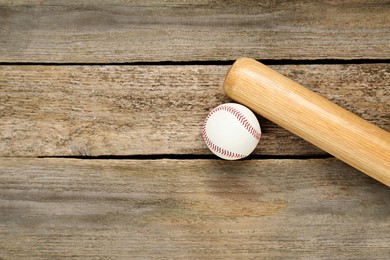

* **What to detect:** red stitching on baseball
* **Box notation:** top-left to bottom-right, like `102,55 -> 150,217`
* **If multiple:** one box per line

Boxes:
202,126 -> 246,159
205,104 -> 261,140
203,104 -> 261,159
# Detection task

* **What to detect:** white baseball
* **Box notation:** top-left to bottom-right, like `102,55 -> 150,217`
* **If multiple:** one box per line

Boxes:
202,103 -> 261,160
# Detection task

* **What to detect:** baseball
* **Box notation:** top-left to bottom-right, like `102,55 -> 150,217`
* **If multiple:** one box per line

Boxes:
202,103 -> 261,160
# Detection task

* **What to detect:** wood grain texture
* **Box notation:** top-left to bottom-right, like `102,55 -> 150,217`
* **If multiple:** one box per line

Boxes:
224,58 -> 390,186
0,157 -> 389,259
1,0 -> 389,62
1,64 -> 389,157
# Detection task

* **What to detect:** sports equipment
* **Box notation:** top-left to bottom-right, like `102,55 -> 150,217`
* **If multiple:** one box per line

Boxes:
223,58 -> 390,187
203,103 -> 261,160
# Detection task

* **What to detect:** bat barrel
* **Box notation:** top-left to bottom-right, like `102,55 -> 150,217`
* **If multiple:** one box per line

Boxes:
224,58 -> 390,187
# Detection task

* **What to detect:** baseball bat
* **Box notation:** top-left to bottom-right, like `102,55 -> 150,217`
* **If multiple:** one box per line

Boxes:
224,58 -> 390,187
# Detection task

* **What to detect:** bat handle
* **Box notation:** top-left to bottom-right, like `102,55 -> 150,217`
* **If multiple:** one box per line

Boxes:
224,58 -> 390,187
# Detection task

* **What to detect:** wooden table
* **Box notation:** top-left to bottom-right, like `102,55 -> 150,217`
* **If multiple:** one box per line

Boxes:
1,1 -> 389,258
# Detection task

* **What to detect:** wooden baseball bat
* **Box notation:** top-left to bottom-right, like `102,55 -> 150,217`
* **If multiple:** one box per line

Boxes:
224,58 -> 390,187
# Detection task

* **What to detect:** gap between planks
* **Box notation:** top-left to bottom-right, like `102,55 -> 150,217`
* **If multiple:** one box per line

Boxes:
0,59 -> 389,66
35,154 -> 334,160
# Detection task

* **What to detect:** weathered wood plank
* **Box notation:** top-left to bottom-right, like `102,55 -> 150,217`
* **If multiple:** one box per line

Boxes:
1,0 -> 389,62
0,64 -> 388,157
0,158 -> 389,259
